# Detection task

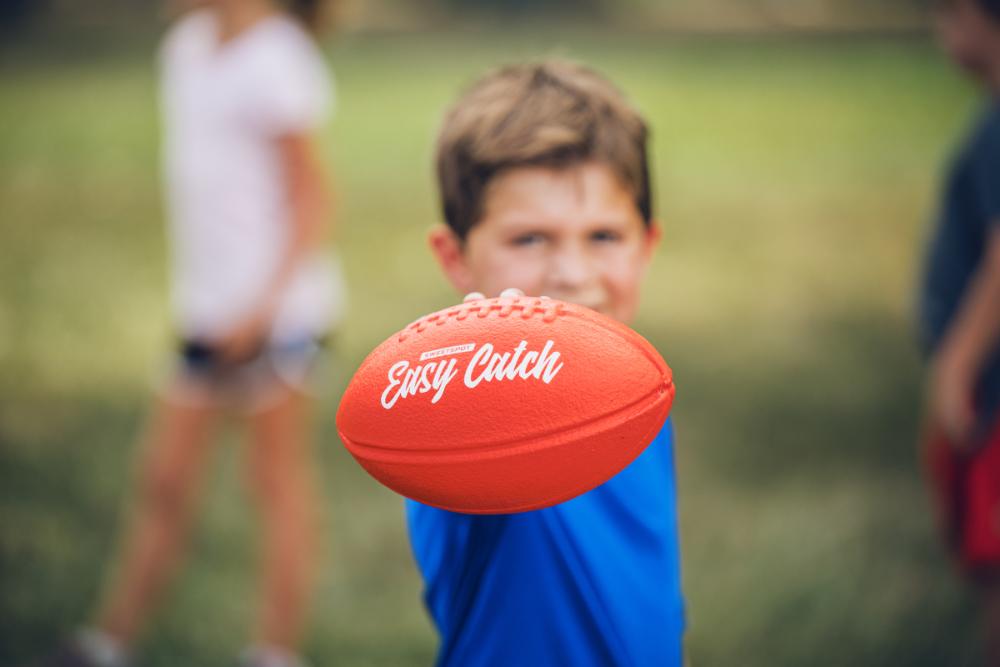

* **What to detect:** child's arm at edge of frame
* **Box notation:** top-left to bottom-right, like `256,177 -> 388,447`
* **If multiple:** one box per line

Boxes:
930,225 -> 1000,446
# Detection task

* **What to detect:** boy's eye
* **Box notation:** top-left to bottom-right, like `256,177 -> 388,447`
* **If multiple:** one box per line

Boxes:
590,229 -> 622,243
510,233 -> 546,247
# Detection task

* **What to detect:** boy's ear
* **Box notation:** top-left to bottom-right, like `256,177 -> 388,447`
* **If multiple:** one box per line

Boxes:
642,220 -> 663,262
429,224 -> 477,294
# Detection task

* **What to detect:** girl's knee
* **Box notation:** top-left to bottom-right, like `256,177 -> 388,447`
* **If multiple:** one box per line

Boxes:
139,455 -> 198,519
248,461 -> 307,511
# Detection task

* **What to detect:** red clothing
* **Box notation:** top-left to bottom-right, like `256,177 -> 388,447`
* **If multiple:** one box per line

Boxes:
925,417 -> 1000,574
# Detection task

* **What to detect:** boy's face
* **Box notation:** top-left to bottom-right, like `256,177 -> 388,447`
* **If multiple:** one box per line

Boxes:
430,161 -> 660,325
935,0 -> 1000,87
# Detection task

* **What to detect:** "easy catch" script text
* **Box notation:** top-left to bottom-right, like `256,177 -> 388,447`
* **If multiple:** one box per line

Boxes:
380,340 -> 564,409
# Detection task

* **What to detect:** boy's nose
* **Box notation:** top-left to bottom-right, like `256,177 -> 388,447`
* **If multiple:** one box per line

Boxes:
545,248 -> 607,312
547,245 -> 594,289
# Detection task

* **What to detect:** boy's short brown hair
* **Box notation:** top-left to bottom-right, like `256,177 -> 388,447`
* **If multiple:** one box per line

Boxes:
435,60 -> 652,240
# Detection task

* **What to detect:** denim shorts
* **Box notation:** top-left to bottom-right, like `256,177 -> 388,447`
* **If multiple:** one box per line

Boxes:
158,335 -> 329,413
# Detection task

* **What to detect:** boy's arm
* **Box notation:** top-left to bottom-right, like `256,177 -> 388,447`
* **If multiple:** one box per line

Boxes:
931,225 -> 1000,445
217,133 -> 331,362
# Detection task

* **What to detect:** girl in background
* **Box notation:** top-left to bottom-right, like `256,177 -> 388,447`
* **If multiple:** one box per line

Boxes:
41,1 -> 342,665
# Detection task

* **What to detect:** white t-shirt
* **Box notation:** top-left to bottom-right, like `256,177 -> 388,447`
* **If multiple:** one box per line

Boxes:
160,10 -> 343,343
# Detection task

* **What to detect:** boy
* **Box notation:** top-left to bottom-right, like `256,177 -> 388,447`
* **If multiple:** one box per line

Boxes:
407,60 -> 685,666
920,0 -> 1000,662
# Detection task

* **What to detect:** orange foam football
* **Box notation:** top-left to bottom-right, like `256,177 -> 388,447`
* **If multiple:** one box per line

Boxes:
336,295 -> 675,514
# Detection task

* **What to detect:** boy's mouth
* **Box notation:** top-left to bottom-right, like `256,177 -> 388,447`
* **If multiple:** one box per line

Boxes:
564,299 -> 607,314
543,291 -> 606,314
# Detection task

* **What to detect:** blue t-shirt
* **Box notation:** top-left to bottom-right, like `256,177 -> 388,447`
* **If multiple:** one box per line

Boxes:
920,101 -> 1000,434
406,419 -> 684,667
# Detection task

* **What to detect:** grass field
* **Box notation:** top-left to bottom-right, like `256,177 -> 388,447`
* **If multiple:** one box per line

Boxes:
0,28 -> 985,666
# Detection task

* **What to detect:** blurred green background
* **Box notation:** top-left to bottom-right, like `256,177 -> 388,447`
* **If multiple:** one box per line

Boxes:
0,1 -> 987,665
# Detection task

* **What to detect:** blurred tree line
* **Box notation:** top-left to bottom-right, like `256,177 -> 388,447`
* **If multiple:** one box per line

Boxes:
3,0 -> 932,34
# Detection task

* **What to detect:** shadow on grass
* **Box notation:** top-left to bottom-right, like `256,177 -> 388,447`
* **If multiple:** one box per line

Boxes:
0,387 -> 434,667
659,304 -> 980,667
666,304 -> 924,483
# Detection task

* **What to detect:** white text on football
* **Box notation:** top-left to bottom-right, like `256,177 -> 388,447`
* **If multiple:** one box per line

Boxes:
380,339 -> 563,409
464,340 -> 563,388
380,358 -> 458,408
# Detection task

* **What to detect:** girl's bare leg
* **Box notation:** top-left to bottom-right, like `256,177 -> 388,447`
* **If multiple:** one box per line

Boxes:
245,387 -> 320,650
95,394 -> 219,646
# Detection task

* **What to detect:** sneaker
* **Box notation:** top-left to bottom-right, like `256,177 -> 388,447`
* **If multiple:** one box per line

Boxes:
237,644 -> 309,667
27,629 -> 130,667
